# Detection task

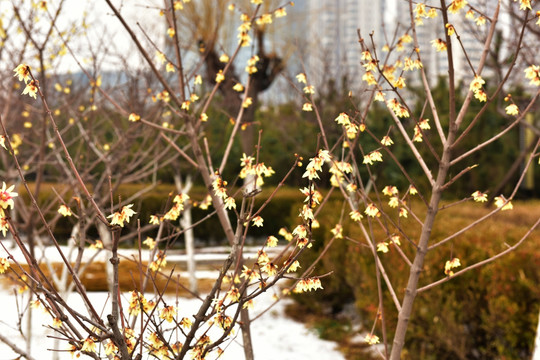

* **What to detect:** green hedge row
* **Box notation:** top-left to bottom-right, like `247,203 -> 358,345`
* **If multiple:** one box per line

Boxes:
20,183 -> 313,245
293,200 -> 540,359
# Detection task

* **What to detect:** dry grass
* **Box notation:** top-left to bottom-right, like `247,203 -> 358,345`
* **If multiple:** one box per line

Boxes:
1,259 -> 221,296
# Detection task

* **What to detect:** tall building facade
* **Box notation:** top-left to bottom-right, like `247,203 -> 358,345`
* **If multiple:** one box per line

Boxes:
307,0 -> 386,89
306,1 -> 495,90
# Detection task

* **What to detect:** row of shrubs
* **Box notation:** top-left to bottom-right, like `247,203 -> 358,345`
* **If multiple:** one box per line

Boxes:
293,199 -> 540,359
21,182 -> 314,245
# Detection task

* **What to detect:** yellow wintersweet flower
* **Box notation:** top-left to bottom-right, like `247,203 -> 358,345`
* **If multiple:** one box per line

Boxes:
233,83 -> 244,92
388,197 -> 399,208
0,182 -> 18,210
128,113 -> 140,122
159,305 -> 176,323
363,151 -> 383,165
143,237 -> 156,249
494,196 -> 513,210
155,51 -> 166,64
524,65 -> 540,86
294,277 -> 323,293
448,0 -> 467,14
330,224 -> 343,239
335,112 -> 351,126
444,258 -> 461,276
58,204 -> 72,217
215,70 -> 225,83
0,257 -> 10,274
302,103 -> 313,111
474,89 -> 487,102
173,1 -> 183,10
104,341 -> 118,356
266,235 -> 278,247
108,204 -> 136,227
166,62 -> 175,72
381,135 -> 393,146
22,81 -> 38,99
296,73 -> 307,84
466,9 -> 475,19
470,75 -> 484,92
167,27 -> 175,38
475,16 -> 486,26
362,71 -> 377,85
256,13 -> 273,25
364,203 -> 380,217
515,0 -> 532,11
431,39 -> 447,52
365,334 -> 380,345
224,196 -> 236,210
275,7 -> 287,17
361,50 -> 372,61
375,91 -> 385,101
414,3 -> 427,17
446,23 -> 455,36
303,85 -> 315,94
81,338 -> 96,353
393,76 -> 406,89
252,215 -> 264,227
377,242 -> 389,253
242,97 -> 253,108
505,104 -> 519,115
349,210 -> 363,222
399,208 -> 408,218
363,59 -> 377,72
219,54 -> 229,63
194,74 -> 202,85
382,186 -> 398,196
471,191 -> 488,202
13,64 -> 31,83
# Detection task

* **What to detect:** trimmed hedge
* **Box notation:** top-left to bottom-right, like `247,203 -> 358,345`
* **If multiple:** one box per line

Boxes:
293,200 -> 540,359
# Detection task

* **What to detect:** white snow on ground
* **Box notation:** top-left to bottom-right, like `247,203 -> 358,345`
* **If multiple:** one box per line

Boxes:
0,244 -> 345,359
0,289 -> 344,360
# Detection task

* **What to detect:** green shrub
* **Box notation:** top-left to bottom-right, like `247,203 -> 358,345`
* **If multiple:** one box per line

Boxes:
294,200 -> 540,359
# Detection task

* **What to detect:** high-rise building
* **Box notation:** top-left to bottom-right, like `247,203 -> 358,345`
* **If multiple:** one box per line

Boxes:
306,1 -> 498,90
307,0 -> 386,89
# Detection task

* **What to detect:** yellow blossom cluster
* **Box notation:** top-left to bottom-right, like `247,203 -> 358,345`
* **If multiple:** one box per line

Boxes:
377,235 -> 401,253
363,150 -> 383,165
239,153 -> 275,188
387,98 -> 410,118
0,183 -> 18,236
335,112 -> 362,139
413,118 -> 431,142
444,257 -> 461,276
471,190 -> 488,202
524,65 -> 540,86
14,64 -> 38,99
127,291 -> 155,316
365,333 -> 380,345
163,193 -> 189,221
328,161 -> 353,187
494,195 -> 513,211
294,277 -> 323,293
303,149 -> 331,180
469,75 -> 487,102
414,3 -> 437,24
149,251 -> 167,272
108,204 -> 136,227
